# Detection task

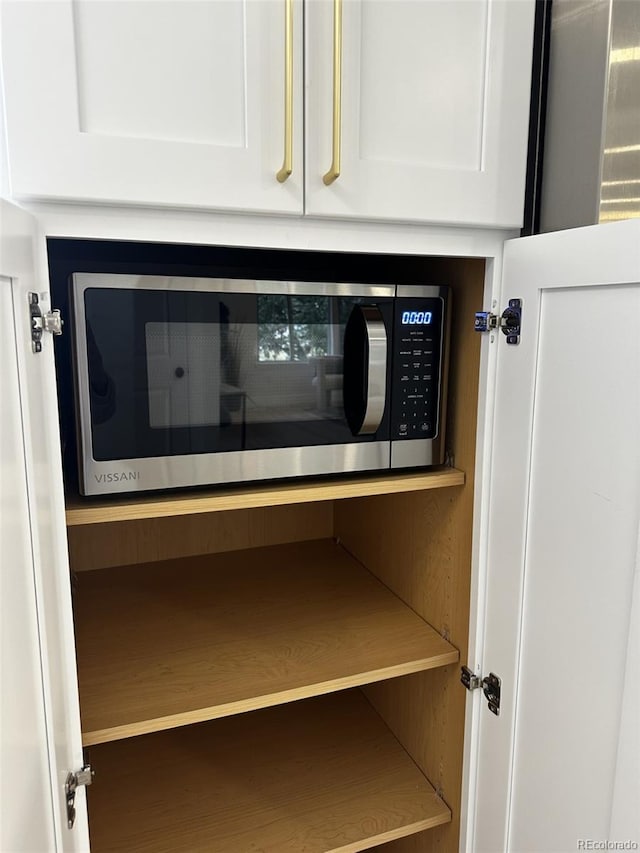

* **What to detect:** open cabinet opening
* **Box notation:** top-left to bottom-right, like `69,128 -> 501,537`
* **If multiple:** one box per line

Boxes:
55,245 -> 484,852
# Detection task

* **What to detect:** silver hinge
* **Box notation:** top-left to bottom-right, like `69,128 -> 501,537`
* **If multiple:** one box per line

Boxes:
65,765 -> 94,829
30,292 -> 63,353
461,666 -> 502,716
474,298 -> 522,345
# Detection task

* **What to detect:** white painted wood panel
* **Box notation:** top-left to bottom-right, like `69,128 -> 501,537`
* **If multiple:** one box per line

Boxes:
1,200 -> 89,851
0,274 -> 55,853
472,220 -> 640,852
305,0 -> 535,227
27,200 -> 515,260
357,1 -> 488,171
1,0 -> 303,214
72,2 -> 247,147
509,283 -> 640,851
609,538 -> 640,845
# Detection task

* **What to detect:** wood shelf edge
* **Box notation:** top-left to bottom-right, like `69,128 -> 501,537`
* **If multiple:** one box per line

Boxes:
331,811 -> 451,853
66,467 -> 465,526
81,647 -> 459,746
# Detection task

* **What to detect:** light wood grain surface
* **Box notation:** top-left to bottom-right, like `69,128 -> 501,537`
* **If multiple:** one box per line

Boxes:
65,467 -> 464,526
68,501 -> 333,571
336,260 -> 484,853
74,539 -> 458,745
87,691 -> 451,853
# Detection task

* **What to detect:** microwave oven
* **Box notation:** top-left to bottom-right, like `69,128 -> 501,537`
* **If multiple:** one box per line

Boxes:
69,273 -> 450,495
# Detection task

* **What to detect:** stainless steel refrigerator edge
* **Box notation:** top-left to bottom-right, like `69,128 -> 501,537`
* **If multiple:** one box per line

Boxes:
540,0 -> 640,231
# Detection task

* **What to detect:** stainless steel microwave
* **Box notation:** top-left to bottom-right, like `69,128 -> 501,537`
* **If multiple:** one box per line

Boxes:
70,274 -> 450,495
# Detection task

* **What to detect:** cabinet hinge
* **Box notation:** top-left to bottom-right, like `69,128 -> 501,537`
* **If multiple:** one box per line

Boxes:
30,292 -> 63,353
65,765 -> 94,829
474,298 -> 522,345
460,666 -> 502,716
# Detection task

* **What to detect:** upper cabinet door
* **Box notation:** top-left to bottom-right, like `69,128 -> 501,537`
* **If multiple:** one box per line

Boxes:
305,0 -> 535,227
472,220 -> 640,851
1,0 -> 303,214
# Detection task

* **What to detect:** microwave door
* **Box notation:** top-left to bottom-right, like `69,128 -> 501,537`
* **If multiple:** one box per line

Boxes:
73,276 -> 394,494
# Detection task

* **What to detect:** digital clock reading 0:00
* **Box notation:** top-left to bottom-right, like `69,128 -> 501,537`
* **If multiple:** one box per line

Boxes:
401,310 -> 433,325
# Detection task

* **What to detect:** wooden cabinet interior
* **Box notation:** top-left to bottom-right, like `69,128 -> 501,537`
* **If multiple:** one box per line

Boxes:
87,692 -> 452,853
75,540 -> 460,746
67,258 -> 483,852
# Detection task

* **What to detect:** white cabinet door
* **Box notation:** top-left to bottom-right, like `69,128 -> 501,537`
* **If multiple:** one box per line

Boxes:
305,0 -> 535,227
1,279 -> 55,851
469,220 -> 640,851
0,200 -> 89,851
1,1 -> 303,214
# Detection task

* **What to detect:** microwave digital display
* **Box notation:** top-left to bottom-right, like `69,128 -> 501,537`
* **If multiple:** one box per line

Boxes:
401,311 -> 432,325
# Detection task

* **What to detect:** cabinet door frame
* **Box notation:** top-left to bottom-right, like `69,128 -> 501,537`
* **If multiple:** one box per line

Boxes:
1,200 -> 89,852
1,273 -> 56,853
14,198 -> 517,851
472,220 -> 640,851
305,0 -> 536,227
1,0 -> 303,215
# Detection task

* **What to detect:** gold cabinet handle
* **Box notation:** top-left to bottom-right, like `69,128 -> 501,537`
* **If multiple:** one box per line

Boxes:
276,0 -> 294,182
322,0 -> 342,185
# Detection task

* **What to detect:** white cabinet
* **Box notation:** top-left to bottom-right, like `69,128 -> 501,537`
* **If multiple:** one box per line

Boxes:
1,240 -> 55,853
1,0 -> 534,227
475,220 -> 640,851
305,0 -> 536,227
1,200 -> 89,853
5,199 -> 637,851
0,0 -> 304,214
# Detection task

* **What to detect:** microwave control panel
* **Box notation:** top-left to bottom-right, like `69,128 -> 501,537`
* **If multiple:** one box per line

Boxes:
390,297 -> 445,440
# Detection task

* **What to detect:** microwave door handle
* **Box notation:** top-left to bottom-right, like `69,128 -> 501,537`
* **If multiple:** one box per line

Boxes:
343,305 -> 387,435
360,307 -> 387,433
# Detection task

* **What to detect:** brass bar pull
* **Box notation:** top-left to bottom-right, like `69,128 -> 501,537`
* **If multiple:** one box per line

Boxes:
322,0 -> 342,185
276,0 -> 294,182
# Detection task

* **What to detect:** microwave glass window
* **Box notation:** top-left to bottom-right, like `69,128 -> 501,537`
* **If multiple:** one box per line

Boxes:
82,286 -> 383,461
257,295 -> 336,362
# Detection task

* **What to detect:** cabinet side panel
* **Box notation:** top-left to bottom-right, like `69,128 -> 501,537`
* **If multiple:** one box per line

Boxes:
336,261 -> 483,853
68,501 -> 333,571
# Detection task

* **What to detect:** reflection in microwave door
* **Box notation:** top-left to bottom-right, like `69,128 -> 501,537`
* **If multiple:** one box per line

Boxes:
87,321 -> 116,425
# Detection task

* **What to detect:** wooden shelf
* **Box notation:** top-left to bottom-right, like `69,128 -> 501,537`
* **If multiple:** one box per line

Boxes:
65,466 -> 465,526
74,539 -> 458,745
87,690 -> 451,853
